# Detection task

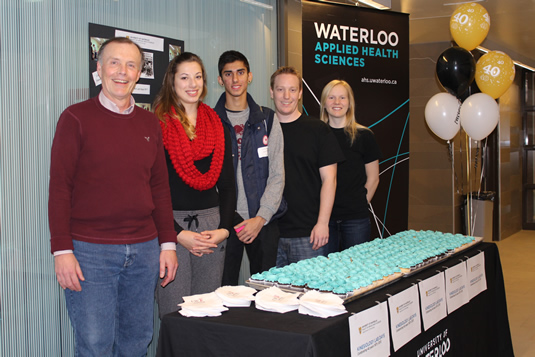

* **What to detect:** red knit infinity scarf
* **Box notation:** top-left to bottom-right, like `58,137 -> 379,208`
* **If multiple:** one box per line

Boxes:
160,102 -> 225,191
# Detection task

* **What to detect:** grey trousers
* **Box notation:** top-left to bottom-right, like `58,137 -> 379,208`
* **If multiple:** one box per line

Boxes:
156,206 -> 226,318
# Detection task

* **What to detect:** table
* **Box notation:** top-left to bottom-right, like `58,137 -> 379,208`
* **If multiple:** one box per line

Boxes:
157,243 -> 514,357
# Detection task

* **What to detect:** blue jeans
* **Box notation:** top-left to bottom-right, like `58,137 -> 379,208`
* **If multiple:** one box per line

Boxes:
327,217 -> 371,253
276,237 -> 328,267
65,239 -> 160,357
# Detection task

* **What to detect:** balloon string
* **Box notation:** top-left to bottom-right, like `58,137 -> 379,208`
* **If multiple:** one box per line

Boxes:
459,133 -> 464,196
478,138 -> 487,197
474,141 -> 481,174
470,138 -> 488,236
449,141 -> 461,194
471,140 -> 480,234
473,139 -> 488,234
468,136 -> 473,236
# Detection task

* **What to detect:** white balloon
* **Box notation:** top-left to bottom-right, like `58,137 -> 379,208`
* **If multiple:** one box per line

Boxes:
460,93 -> 499,141
424,92 -> 461,141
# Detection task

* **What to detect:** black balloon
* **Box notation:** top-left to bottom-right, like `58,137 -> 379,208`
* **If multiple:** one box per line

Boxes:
436,46 -> 475,98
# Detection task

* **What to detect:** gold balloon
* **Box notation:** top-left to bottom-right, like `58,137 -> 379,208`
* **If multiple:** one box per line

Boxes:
450,3 -> 490,51
475,51 -> 516,99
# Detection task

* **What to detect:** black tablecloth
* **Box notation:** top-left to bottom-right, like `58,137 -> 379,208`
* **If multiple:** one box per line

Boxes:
157,243 -> 514,357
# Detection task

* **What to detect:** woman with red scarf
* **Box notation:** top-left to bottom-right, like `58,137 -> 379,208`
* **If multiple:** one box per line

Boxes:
154,52 -> 236,317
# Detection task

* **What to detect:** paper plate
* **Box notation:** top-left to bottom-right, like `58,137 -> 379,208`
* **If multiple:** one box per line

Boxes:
181,292 -> 223,305
255,286 -> 300,305
179,292 -> 226,312
215,285 -> 256,305
254,287 -> 300,313
299,290 -> 345,307
179,307 -> 226,317
298,304 -> 346,318
255,301 -> 298,313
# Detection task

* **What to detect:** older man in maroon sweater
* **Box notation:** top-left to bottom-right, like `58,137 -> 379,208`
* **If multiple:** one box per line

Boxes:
48,37 -> 178,356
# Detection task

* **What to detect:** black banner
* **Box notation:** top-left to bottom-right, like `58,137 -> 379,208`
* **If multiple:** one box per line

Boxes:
302,1 -> 410,238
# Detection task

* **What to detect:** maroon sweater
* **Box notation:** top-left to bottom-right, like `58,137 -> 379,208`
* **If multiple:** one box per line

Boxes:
48,97 -> 176,252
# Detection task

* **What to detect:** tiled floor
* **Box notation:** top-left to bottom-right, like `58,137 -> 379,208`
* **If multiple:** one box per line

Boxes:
496,230 -> 535,357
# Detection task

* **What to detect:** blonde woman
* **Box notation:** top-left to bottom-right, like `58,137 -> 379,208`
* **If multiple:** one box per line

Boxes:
320,80 -> 381,253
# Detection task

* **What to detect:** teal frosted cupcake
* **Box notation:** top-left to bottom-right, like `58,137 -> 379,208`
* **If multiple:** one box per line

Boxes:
319,282 -> 334,293
306,279 -> 324,291
268,267 -> 282,275
291,277 -> 306,290
250,272 -> 266,285
332,285 -> 348,298
264,273 -> 279,285
277,275 -> 292,288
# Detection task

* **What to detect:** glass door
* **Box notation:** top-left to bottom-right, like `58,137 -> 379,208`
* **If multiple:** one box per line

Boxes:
523,71 -> 535,229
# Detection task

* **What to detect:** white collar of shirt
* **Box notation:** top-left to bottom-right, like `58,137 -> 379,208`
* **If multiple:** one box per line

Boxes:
99,91 -> 136,114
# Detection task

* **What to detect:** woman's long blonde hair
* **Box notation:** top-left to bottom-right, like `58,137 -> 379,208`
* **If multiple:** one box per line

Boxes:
153,52 -> 207,140
320,79 -> 368,145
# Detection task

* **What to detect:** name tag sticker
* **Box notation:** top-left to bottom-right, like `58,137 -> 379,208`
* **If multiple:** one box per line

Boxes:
257,146 -> 268,158
92,71 -> 102,86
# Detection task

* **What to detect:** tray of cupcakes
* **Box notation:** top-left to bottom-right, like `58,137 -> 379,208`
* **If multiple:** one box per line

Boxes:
247,230 -> 482,302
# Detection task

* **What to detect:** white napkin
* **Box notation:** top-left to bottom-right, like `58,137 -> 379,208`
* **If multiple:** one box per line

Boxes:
215,285 -> 257,307
254,286 -> 300,313
179,292 -> 228,317
179,304 -> 227,317
298,290 -> 347,318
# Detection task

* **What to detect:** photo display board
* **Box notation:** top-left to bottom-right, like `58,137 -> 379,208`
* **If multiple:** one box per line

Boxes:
302,1 -> 410,237
89,23 -> 184,111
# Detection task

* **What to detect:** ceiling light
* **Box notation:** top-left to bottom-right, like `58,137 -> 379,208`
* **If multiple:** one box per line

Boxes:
444,0 -> 484,6
477,46 -> 535,72
240,0 -> 273,10
357,0 -> 391,10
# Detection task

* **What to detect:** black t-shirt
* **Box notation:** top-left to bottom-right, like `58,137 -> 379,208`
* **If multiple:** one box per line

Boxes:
279,115 -> 345,237
330,127 -> 382,220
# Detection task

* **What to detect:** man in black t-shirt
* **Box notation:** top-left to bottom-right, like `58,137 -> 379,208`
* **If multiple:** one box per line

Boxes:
269,66 -> 344,267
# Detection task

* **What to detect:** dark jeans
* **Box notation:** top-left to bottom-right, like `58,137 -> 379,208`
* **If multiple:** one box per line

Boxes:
327,217 -> 371,253
276,236 -> 328,267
